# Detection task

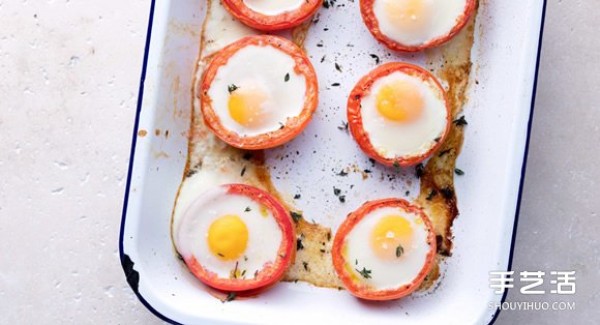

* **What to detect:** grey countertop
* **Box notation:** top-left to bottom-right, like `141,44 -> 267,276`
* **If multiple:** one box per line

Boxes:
0,0 -> 597,324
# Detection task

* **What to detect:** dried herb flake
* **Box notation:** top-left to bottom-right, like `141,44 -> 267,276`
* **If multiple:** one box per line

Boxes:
369,54 -> 380,64
396,245 -> 404,258
335,62 -> 342,72
356,267 -> 372,279
224,292 -> 236,302
453,115 -> 468,126
290,211 -> 302,222
227,84 -> 239,93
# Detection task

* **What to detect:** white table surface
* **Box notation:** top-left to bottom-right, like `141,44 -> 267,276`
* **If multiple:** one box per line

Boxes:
1,0 -> 597,324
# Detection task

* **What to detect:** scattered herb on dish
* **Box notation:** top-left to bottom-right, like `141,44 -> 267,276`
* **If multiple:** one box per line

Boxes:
335,62 -> 342,72
416,163 -> 425,178
223,292 -> 236,303
369,54 -> 380,64
453,115 -> 468,126
297,237 -> 304,250
290,211 -> 302,222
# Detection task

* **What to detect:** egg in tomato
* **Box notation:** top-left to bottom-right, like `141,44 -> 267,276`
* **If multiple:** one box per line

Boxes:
360,0 -> 476,51
174,184 -> 295,292
332,198 -> 436,300
347,62 -> 450,167
201,35 -> 318,150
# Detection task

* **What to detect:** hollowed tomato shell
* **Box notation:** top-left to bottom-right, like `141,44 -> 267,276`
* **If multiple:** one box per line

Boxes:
222,0 -> 321,31
332,198 -> 437,300
200,35 -> 318,150
347,62 -> 451,167
359,0 -> 477,52
183,184 -> 296,292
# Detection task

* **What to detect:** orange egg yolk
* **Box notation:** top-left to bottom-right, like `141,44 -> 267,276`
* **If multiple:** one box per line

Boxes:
376,80 -> 424,123
228,87 -> 268,127
385,0 -> 429,32
370,215 -> 413,260
207,215 -> 249,261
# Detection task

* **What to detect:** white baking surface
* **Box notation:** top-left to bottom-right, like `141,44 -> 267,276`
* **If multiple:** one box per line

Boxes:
0,1 -> 598,325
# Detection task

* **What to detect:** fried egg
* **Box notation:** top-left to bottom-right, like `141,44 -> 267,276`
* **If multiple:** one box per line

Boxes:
174,184 -> 295,292
201,35 -> 318,150
360,0 -> 476,51
332,199 -> 436,300
347,62 -> 450,167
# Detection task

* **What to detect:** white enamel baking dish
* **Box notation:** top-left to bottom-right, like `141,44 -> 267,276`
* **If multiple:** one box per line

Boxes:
119,0 -> 547,324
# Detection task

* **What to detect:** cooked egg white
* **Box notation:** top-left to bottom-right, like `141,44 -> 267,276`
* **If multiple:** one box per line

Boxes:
342,206 -> 432,290
174,186 -> 283,278
207,44 -> 307,137
244,0 -> 305,16
373,0 -> 467,46
360,71 -> 447,159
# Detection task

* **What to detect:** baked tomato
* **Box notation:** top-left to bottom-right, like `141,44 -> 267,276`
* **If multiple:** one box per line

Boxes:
200,35 -> 318,150
360,0 -> 477,52
222,0 -> 321,31
347,62 -> 451,167
175,184 -> 295,292
332,198 -> 437,300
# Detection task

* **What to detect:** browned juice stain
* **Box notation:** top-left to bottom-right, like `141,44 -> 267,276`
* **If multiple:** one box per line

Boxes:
174,0 -> 479,295
417,3 -> 478,290
291,18 -> 313,49
283,218 -> 342,288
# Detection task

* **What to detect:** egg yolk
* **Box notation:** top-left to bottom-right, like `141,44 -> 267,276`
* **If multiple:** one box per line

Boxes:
370,215 -> 413,260
207,215 -> 249,261
376,80 -> 424,123
385,0 -> 430,32
228,87 -> 268,127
